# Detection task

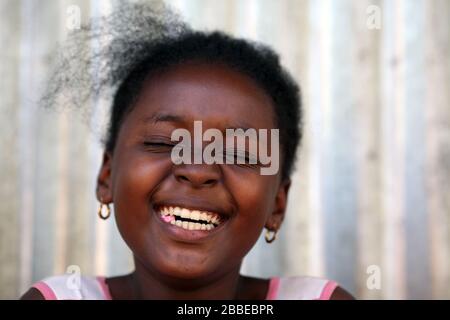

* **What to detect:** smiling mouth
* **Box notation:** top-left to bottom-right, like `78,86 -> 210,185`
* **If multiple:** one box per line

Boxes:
156,205 -> 223,231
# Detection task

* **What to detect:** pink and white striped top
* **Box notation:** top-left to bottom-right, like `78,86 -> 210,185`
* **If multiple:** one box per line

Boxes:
31,275 -> 338,300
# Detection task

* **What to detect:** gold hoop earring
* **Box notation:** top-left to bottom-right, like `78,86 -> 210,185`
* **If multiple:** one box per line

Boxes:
98,202 -> 111,220
265,228 -> 277,243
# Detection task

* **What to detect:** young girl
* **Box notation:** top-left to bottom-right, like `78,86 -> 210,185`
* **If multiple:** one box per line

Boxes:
21,3 -> 353,300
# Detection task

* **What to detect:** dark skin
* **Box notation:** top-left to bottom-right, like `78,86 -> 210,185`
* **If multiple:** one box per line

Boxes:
21,62 -> 354,300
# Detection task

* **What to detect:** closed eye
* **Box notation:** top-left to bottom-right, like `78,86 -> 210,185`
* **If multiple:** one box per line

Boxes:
144,142 -> 173,147
143,141 -> 175,153
224,150 -> 260,168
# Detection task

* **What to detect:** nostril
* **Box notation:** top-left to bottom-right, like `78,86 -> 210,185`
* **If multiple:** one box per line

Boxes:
174,165 -> 220,187
176,175 -> 217,187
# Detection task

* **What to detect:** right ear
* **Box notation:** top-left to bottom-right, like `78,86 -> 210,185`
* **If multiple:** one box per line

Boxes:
96,151 -> 113,203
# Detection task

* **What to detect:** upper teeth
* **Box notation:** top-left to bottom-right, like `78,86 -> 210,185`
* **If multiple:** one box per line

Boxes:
159,206 -> 221,225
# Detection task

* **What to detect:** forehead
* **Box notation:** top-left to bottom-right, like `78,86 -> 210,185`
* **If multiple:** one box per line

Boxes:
127,62 -> 277,130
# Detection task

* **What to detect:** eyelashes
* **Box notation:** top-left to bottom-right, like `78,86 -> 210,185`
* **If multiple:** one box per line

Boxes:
142,141 -> 176,153
223,150 -> 260,168
142,141 -> 260,168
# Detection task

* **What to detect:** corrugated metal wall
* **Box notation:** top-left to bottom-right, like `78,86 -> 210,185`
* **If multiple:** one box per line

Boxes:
0,0 -> 449,299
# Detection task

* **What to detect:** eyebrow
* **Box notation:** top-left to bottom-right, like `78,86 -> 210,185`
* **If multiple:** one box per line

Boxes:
142,113 -> 185,125
141,112 -> 254,131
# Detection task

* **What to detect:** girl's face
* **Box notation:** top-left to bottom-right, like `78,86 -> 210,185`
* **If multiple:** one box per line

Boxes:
97,62 -> 290,282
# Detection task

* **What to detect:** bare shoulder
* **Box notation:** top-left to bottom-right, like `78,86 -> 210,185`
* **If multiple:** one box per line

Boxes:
330,286 -> 356,300
20,288 -> 45,300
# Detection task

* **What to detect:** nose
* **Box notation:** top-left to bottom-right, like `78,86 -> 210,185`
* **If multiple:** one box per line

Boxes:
173,163 -> 221,188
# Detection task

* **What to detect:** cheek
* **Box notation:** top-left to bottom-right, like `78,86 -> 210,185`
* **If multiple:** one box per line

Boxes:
113,153 -> 168,201
111,151 -> 171,241
234,172 -> 275,215
226,171 -> 278,247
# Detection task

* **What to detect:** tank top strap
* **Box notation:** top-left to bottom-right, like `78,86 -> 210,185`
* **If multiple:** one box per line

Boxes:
266,276 -> 338,300
32,274 -> 112,300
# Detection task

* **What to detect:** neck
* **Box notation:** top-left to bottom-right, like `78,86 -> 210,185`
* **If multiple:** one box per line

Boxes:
128,256 -> 246,300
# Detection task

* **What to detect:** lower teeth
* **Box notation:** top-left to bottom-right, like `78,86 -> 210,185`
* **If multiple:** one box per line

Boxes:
169,219 -> 214,231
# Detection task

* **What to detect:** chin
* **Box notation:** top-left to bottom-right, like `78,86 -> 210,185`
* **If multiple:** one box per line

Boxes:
161,256 -> 218,280
137,247 -> 217,281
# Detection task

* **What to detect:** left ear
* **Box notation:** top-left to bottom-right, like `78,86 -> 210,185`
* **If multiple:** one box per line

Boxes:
265,178 -> 291,231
